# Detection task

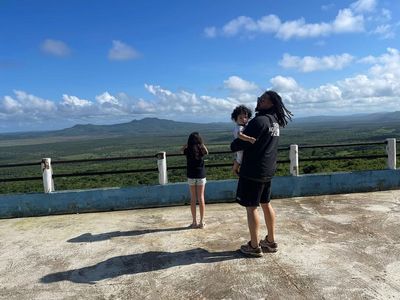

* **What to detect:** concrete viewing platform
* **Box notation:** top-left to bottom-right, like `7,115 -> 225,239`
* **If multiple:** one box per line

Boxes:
0,190 -> 399,299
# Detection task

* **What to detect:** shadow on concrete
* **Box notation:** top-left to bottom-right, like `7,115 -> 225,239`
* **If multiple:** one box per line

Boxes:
67,226 -> 189,243
40,248 -> 242,284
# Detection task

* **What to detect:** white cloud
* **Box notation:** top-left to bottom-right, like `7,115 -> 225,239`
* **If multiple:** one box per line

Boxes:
96,92 -> 119,105
256,15 -> 282,33
357,55 -> 378,64
210,10 -> 364,40
371,24 -> 395,39
108,40 -> 140,61
61,95 -> 92,108
205,1 -> 373,40
41,39 -> 71,57
224,76 -> 258,92
338,74 -> 394,98
359,48 -> 400,77
1,96 -> 21,114
277,19 -> 332,40
94,91 -> 133,116
332,9 -> 364,33
143,83 -> 259,118
280,53 -> 354,72
350,0 -> 377,13
2,48 -> 400,128
133,99 -> 156,113
276,83 -> 343,108
0,85 -> 257,126
144,84 -> 204,112
0,90 -> 56,120
222,16 -> 258,36
366,8 -> 397,39
270,76 -> 299,92
272,48 -> 400,115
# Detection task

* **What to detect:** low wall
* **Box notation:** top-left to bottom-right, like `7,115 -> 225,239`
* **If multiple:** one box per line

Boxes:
1,169 -> 399,218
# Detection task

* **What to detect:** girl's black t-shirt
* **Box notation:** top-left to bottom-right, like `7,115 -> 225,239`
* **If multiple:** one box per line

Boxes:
184,148 -> 206,179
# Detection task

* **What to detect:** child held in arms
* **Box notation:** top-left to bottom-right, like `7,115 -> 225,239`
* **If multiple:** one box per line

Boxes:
231,105 -> 256,175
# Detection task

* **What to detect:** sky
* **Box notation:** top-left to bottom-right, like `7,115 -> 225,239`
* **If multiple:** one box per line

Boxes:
0,0 -> 400,132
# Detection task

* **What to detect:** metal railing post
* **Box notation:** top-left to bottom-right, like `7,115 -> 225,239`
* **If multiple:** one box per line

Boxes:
157,151 -> 168,185
290,144 -> 299,176
386,138 -> 396,170
41,158 -> 55,193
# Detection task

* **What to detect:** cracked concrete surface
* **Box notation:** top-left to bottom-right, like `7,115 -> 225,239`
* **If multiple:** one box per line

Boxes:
0,190 -> 399,299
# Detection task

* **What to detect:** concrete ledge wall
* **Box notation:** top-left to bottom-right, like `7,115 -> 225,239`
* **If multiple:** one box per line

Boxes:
1,169 -> 400,218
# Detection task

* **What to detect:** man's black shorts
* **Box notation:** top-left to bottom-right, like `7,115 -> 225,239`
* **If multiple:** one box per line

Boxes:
236,177 -> 272,207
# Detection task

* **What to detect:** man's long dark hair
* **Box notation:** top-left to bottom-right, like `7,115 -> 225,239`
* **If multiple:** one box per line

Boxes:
258,90 -> 293,127
186,132 -> 206,160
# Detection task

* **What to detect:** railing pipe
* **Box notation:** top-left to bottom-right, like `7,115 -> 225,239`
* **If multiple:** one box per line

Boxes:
290,144 -> 299,176
157,152 -> 168,185
0,139 -> 398,186
41,158 -> 54,193
386,138 -> 396,170
298,141 -> 384,149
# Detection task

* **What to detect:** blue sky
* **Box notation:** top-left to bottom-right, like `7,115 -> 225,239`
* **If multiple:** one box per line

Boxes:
0,0 -> 399,132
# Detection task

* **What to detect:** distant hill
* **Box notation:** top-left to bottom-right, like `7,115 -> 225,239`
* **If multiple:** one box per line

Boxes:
293,111 -> 400,125
55,118 -> 232,137
0,117 -> 232,142
1,112 -> 400,141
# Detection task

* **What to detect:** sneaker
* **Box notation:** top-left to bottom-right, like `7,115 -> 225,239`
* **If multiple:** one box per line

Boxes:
259,235 -> 278,253
240,241 -> 263,257
197,222 -> 206,229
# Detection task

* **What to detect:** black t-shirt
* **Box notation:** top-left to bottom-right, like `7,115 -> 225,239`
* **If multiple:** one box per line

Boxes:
230,109 -> 279,182
184,148 -> 206,179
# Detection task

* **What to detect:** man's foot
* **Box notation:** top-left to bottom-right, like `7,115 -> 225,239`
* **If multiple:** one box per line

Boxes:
240,241 -> 263,257
259,235 -> 278,253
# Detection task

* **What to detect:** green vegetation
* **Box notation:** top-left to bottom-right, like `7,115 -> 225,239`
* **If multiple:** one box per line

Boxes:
1,117 -> 399,195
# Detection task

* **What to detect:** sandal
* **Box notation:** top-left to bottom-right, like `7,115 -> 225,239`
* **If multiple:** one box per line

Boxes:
188,223 -> 197,229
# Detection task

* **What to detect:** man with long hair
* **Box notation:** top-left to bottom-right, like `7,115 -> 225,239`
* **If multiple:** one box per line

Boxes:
231,90 -> 292,257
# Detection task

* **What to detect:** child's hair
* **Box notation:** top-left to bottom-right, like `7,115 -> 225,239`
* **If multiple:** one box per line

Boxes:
257,90 -> 293,127
231,105 -> 252,122
186,132 -> 206,159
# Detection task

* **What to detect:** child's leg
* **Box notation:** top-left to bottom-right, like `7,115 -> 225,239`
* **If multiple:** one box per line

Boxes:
232,160 -> 240,175
189,184 -> 197,225
233,151 -> 243,175
196,184 -> 206,224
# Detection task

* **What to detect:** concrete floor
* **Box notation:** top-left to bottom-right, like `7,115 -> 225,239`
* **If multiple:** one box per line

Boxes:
0,190 -> 399,300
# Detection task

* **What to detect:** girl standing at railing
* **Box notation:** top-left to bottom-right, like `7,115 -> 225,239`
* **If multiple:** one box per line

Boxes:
182,132 -> 208,229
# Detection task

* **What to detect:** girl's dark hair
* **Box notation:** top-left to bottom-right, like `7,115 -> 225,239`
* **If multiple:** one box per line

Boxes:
258,90 -> 293,127
186,132 -> 206,159
231,105 -> 252,121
